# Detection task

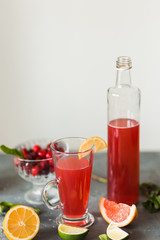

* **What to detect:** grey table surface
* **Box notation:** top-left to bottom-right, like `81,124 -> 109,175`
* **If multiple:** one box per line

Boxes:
0,152 -> 160,240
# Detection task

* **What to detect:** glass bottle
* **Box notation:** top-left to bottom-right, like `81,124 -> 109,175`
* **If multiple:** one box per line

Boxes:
107,56 -> 141,205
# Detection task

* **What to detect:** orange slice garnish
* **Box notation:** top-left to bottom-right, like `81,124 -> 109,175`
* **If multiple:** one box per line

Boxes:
79,136 -> 107,158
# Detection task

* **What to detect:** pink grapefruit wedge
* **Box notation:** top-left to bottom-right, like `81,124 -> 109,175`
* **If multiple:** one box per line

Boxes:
99,197 -> 138,227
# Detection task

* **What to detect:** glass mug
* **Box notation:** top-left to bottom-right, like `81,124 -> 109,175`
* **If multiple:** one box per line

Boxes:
42,137 -> 95,227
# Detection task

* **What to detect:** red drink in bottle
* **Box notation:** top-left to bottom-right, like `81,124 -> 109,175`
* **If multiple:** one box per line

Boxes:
107,118 -> 139,205
107,57 -> 140,205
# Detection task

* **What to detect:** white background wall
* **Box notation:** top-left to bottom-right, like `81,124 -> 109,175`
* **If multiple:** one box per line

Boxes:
0,0 -> 159,151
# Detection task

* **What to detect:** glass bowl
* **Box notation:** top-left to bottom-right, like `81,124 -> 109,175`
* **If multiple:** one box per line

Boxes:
12,139 -> 59,205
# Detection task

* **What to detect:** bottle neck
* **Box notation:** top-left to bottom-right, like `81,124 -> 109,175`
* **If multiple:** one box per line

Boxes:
116,68 -> 132,87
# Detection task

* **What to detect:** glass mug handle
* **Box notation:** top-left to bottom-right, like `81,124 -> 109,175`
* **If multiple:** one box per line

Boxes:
42,179 -> 61,210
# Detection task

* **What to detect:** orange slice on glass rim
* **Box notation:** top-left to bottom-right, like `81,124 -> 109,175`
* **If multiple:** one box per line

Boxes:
99,197 -> 138,227
3,205 -> 40,240
79,136 -> 107,158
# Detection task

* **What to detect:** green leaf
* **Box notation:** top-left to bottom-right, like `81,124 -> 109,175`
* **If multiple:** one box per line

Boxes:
0,145 -> 24,158
156,195 -> 160,205
34,208 -> 41,215
0,201 -> 40,215
99,234 -> 108,240
0,205 -> 9,213
142,195 -> 160,213
140,182 -> 160,197
140,182 -> 160,213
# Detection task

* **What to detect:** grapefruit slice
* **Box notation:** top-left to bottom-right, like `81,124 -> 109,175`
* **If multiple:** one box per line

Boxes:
99,197 -> 138,227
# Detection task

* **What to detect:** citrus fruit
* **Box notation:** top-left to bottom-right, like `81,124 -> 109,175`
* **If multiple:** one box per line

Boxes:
79,136 -> 107,158
99,197 -> 138,227
107,223 -> 129,240
99,234 -> 108,240
3,205 -> 40,240
58,223 -> 89,240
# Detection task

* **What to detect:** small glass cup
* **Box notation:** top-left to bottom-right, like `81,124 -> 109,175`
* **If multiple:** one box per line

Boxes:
42,137 -> 95,227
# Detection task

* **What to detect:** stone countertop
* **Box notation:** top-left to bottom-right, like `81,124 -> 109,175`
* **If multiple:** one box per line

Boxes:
0,152 -> 160,239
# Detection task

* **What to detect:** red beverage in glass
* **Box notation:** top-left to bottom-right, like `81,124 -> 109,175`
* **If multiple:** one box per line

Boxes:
107,118 -> 139,205
55,156 -> 93,218
42,137 -> 95,227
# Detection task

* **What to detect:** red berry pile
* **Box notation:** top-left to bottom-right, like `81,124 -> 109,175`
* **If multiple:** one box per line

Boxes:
17,143 -> 54,176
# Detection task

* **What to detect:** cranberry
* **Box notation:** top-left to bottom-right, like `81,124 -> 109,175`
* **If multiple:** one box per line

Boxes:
30,151 -> 37,159
31,166 -> 39,176
33,145 -> 41,153
22,148 -> 28,158
38,149 -> 46,159
15,158 -> 21,168
53,142 -> 58,150
40,161 -> 47,169
49,159 -> 54,166
49,166 -> 54,173
45,161 -> 49,168
25,162 -> 31,174
25,153 -> 33,160
46,152 -> 52,159
19,161 -> 25,171
47,143 -> 51,152
20,162 -> 25,167
59,147 -> 64,152
41,167 -> 49,175
15,162 -> 19,168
